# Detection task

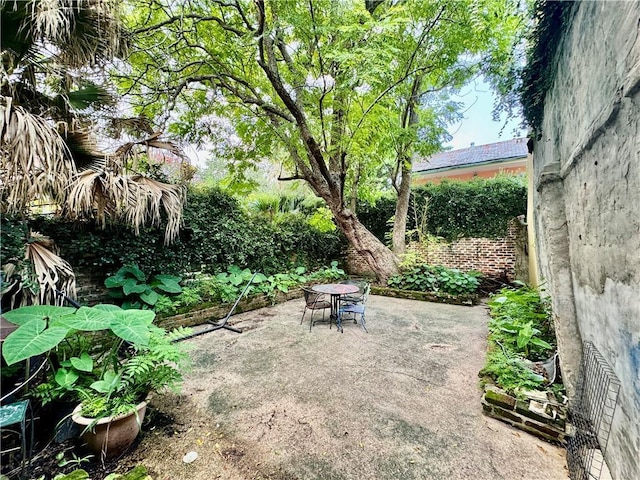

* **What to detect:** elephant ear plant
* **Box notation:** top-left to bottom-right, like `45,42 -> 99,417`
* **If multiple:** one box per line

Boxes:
1,304 -> 190,421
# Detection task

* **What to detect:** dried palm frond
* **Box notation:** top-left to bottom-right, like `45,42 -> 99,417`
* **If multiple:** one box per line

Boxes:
0,96 -> 76,213
115,132 -> 186,162
33,0 -> 124,68
131,175 -> 185,244
107,115 -> 154,138
1,232 -> 76,308
66,169 -> 185,243
26,232 -> 76,306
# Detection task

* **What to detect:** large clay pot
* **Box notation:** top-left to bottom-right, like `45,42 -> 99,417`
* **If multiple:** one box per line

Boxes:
71,399 -> 148,459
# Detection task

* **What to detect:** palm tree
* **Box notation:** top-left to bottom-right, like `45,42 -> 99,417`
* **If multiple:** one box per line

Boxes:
0,0 -> 185,306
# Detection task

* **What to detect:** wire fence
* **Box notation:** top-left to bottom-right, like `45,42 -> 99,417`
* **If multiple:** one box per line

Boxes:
567,341 -> 620,480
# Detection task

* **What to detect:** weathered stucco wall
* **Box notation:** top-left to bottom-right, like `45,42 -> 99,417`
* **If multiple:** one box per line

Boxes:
532,3 -> 640,479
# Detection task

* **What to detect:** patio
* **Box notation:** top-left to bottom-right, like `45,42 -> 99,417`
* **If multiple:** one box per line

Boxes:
130,295 -> 568,480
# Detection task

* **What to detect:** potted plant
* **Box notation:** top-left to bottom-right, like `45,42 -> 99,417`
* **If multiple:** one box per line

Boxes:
2,304 -> 190,459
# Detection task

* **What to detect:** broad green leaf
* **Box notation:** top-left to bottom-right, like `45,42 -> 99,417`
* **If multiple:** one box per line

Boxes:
155,279 -> 182,294
92,304 -> 122,312
70,353 -> 94,372
253,273 -> 268,283
120,265 -> 146,281
109,309 -> 154,345
227,265 -> 242,275
139,288 -> 159,306
3,305 -> 75,326
2,319 -> 69,365
90,370 -> 120,394
105,276 -> 126,288
122,300 -> 143,310
53,306 -> 113,331
55,368 -> 79,388
154,274 -> 182,283
123,278 -> 146,295
530,338 -> 553,350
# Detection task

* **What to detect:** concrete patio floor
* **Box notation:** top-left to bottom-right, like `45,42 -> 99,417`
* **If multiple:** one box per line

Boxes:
134,295 -> 569,480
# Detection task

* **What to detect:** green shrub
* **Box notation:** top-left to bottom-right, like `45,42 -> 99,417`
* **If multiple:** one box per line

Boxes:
413,176 -> 526,240
487,286 -> 555,360
479,348 -> 545,395
104,264 -> 182,309
480,285 -> 557,396
28,187 -> 345,285
156,263 -> 346,315
387,263 -> 481,296
354,176 -> 527,243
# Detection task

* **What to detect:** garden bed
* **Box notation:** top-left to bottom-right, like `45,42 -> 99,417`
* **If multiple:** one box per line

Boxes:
156,288 -> 303,330
371,285 -> 478,305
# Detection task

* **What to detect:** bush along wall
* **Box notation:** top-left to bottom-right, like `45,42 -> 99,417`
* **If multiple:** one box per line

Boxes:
355,176 -> 527,244
412,176 -> 527,241
22,187 -> 345,302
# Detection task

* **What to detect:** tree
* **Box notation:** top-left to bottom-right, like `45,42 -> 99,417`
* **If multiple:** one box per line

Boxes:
0,0 -> 185,243
0,0 -> 186,306
122,0 -> 523,280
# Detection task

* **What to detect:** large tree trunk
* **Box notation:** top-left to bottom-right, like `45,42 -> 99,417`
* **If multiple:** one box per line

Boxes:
392,157 -> 412,255
391,74 -> 421,255
332,206 -> 399,282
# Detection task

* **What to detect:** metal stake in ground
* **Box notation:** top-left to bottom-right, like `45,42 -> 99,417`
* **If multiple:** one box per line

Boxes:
173,273 -> 257,342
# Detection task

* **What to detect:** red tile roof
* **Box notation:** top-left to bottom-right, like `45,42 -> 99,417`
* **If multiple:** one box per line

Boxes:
413,138 -> 528,173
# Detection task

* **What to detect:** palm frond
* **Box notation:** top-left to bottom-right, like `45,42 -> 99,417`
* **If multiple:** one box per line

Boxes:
33,0 -> 124,68
66,169 -> 185,244
0,96 -> 76,213
26,232 -> 76,306
115,133 -> 186,162
1,232 -> 76,308
107,116 -> 154,138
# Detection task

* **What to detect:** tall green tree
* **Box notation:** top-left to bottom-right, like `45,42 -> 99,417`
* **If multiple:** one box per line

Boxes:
122,0 -> 523,280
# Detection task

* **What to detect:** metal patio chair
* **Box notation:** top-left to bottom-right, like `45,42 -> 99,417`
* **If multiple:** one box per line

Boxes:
339,279 -> 370,306
337,283 -> 370,333
0,356 -> 46,478
301,287 -> 331,331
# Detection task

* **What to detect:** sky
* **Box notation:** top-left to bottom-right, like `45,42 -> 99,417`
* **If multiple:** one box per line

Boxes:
445,78 -> 524,151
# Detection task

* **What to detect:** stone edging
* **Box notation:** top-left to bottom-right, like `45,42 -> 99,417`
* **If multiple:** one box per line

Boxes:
370,286 -> 478,306
156,289 -> 303,330
481,385 -> 567,443
157,284 -> 479,330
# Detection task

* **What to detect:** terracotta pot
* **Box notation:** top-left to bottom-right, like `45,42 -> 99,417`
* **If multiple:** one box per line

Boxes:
71,398 -> 148,459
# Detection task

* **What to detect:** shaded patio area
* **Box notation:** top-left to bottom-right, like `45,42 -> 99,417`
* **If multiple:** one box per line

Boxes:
132,295 -> 568,479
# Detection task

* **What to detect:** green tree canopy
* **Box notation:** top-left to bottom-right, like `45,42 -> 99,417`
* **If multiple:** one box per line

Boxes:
122,0 -> 525,280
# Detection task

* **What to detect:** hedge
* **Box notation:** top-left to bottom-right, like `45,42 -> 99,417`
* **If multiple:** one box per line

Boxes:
20,187 -> 344,281
355,176 -> 527,243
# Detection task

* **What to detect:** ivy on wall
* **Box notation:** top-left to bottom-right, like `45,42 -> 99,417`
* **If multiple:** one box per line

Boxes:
414,177 -> 527,241
20,187 -> 344,282
520,0 -> 577,134
355,176 -> 527,243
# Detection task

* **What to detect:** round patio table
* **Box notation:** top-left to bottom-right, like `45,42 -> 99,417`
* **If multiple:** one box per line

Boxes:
312,283 -> 359,332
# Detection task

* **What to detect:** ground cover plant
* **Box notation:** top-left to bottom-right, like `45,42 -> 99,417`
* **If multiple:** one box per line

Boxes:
480,285 -> 559,397
386,257 -> 481,297
154,262 -> 346,316
104,264 -> 183,309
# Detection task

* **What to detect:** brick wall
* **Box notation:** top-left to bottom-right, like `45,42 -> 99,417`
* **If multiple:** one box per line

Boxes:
346,219 -> 526,282
75,268 -> 111,305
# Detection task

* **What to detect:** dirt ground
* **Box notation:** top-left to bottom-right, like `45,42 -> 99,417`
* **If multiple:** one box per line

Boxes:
122,295 -> 568,480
